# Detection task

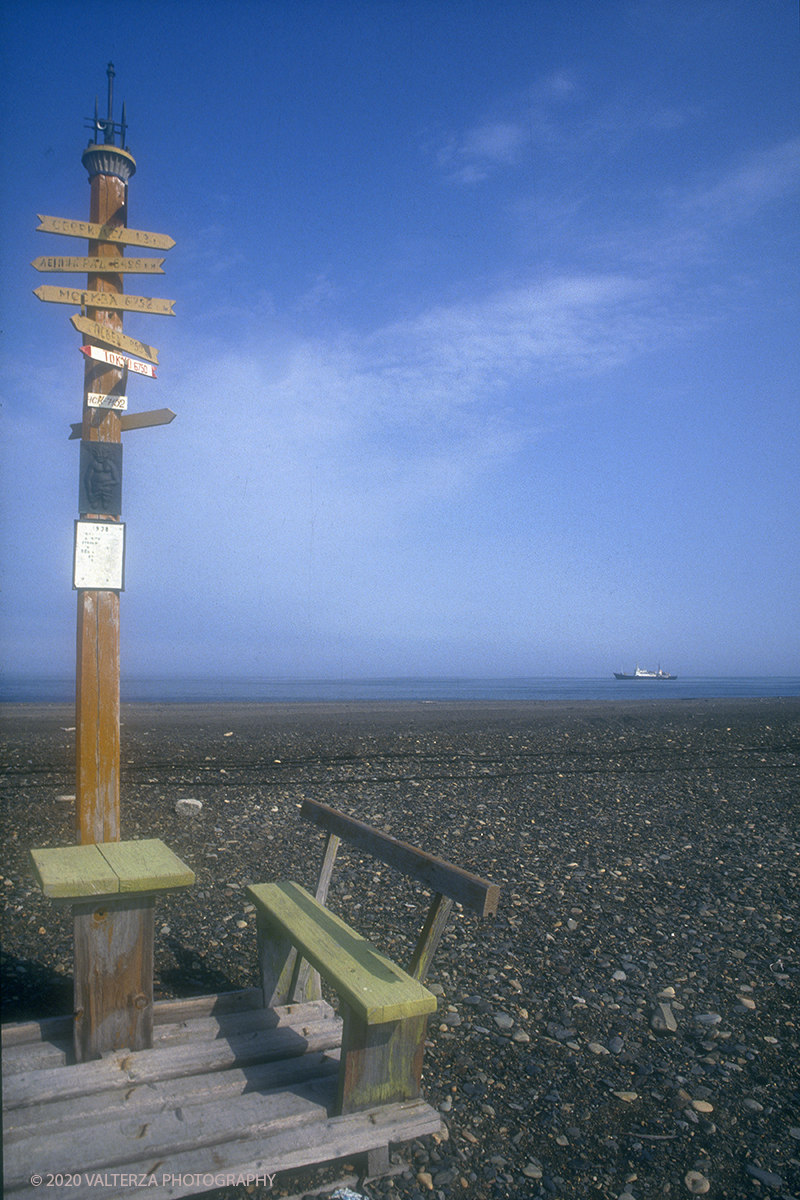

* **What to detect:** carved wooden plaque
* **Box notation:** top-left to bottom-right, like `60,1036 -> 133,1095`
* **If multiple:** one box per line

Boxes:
79,441 -> 122,515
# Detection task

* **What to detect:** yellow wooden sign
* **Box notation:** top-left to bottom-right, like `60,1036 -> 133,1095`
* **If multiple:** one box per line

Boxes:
34,285 -> 175,315
32,256 -> 165,274
37,214 -> 175,250
70,315 -> 158,364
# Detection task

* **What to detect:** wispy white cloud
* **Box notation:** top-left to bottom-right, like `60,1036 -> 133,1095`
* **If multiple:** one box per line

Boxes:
432,72 -> 698,185
683,137 -> 800,226
171,264 -> 668,549
438,120 -> 530,182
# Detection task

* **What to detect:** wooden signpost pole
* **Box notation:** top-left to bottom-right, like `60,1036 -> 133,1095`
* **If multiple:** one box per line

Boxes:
75,143 -> 132,845
30,65 -> 184,1062
73,69 -> 147,1059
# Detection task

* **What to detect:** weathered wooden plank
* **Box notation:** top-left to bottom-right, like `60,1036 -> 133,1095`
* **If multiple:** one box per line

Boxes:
338,1005 -> 426,1115
149,988 -> 266,1022
4,1075 -> 337,1186
300,799 -> 501,916
34,285 -> 175,315
76,587 -> 121,843
29,845 -> 116,898
119,408 -> 177,432
33,256 -> 165,274
3,1019 -> 343,1109
70,315 -> 158,364
1,999 -> 336,1073
4,1098 -> 438,1200
37,215 -> 175,250
4,1048 -> 341,1141
1,1038 -> 73,1075
290,831 -> 342,1003
256,912 -> 300,1007
29,840 -> 193,904
0,990 -> 275,1049
247,881 -> 437,1025
96,840 -> 194,893
73,896 -> 155,1060
408,892 -> 454,982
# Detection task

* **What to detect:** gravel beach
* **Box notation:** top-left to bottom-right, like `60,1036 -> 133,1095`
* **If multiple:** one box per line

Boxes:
2,697 -> 799,1200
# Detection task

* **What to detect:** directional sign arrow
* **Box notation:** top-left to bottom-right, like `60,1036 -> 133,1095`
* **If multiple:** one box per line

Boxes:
34,285 -> 175,315
71,315 -> 158,364
120,408 -> 176,431
80,345 -> 157,378
69,409 -> 176,440
38,215 -> 175,250
32,256 -> 165,274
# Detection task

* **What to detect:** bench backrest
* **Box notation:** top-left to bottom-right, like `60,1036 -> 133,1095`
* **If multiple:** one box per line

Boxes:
298,798 -> 500,985
301,799 -> 500,917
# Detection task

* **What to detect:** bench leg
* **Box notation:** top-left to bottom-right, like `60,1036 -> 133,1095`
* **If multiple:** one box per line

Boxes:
365,1144 -> 391,1177
256,912 -> 323,1006
338,1006 -> 427,1115
73,895 -> 154,1062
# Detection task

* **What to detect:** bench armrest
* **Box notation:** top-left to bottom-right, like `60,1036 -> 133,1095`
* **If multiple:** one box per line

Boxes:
247,880 -> 437,1025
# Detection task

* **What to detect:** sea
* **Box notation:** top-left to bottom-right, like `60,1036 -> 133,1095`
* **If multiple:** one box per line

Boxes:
1,676 -> 799,704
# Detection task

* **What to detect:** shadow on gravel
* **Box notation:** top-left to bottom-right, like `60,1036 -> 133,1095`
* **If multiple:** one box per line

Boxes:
1,950 -> 73,1023
158,936 -> 240,997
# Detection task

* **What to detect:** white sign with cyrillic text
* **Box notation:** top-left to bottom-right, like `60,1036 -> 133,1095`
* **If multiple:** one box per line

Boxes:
73,521 -> 126,590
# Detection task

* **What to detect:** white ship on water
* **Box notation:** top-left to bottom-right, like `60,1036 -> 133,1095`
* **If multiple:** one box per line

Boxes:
614,665 -> 677,680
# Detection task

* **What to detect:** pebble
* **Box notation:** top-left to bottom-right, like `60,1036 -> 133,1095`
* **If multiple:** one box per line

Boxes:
6,697 -> 799,1200
175,798 -> 203,815
684,1171 -> 711,1194
650,1002 -> 678,1035
745,1165 -> 784,1188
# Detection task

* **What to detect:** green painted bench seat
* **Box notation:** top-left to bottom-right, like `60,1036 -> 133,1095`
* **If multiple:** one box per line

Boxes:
30,839 -> 195,901
246,880 -> 437,1025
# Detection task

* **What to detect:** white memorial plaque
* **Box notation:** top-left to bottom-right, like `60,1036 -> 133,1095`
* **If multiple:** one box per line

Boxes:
73,520 -> 126,590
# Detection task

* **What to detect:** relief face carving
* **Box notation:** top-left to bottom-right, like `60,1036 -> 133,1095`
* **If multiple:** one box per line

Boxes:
79,441 -> 122,515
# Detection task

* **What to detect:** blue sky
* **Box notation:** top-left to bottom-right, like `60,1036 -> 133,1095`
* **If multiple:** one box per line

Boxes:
1,0 -> 798,682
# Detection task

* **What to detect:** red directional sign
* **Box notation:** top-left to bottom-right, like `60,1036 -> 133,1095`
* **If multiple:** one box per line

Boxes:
80,344 -> 157,378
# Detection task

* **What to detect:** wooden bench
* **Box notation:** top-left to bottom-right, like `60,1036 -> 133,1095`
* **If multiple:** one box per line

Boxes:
29,839 -> 194,1060
248,799 -> 501,1133
3,808 -> 499,1197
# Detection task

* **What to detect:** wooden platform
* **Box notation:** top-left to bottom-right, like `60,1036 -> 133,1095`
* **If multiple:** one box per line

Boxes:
2,990 -> 441,1200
